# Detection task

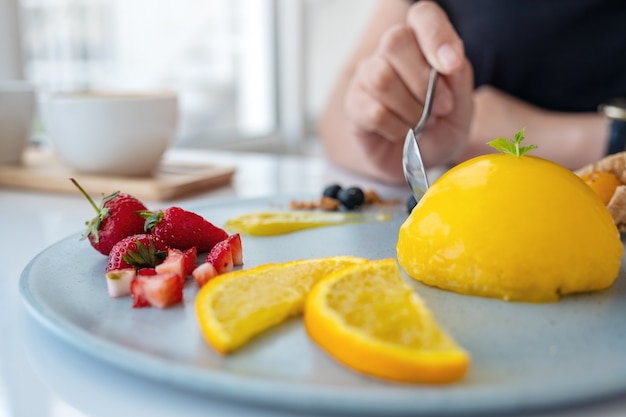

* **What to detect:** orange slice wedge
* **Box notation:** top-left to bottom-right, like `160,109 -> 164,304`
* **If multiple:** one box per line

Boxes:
304,258 -> 469,383
195,256 -> 367,354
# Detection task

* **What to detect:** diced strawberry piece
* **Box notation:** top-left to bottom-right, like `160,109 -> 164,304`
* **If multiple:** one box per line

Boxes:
182,246 -> 197,276
131,278 -> 150,308
206,240 -> 233,274
138,268 -> 157,276
203,234 -> 243,275
131,273 -> 183,309
105,268 -> 135,298
143,273 -> 184,308
225,234 -> 243,266
156,248 -> 186,279
192,262 -> 219,288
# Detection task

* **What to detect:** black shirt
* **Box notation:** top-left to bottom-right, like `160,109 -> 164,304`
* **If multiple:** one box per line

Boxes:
419,0 -> 626,112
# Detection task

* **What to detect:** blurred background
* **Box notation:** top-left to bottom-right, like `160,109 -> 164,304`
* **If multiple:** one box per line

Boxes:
0,0 -> 378,155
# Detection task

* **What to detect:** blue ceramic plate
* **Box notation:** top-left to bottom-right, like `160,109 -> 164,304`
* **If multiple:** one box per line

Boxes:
19,196 -> 626,416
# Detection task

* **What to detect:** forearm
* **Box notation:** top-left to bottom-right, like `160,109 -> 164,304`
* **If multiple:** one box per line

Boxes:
458,86 -> 610,170
522,113 -> 608,170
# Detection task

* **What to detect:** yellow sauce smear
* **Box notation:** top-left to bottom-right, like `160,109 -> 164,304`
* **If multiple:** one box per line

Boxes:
224,211 -> 391,236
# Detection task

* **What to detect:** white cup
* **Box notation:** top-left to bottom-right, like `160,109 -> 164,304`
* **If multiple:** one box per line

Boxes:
39,91 -> 178,176
0,81 -> 36,165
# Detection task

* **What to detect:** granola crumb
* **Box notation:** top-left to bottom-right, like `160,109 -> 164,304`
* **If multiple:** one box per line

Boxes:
319,196 -> 340,211
290,200 -> 318,210
364,189 -> 382,204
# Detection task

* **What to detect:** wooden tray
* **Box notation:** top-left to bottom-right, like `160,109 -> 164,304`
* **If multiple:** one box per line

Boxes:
0,148 -> 235,201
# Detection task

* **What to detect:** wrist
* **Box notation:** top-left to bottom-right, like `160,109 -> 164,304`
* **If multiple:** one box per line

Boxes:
600,99 -> 626,155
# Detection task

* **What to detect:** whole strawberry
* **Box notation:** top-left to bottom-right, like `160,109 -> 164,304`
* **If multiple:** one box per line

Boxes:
72,178 -> 148,256
142,206 -> 228,252
106,233 -> 168,272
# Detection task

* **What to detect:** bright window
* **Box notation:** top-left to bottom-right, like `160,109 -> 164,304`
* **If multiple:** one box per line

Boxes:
17,0 -> 278,147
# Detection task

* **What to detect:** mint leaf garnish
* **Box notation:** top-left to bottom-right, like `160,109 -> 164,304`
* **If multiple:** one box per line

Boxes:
487,129 -> 538,157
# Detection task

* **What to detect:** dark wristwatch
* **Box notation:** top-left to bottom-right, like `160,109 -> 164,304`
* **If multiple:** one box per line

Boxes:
600,98 -> 626,155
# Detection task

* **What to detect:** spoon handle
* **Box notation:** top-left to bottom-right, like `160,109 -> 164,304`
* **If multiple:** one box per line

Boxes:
412,67 -> 438,139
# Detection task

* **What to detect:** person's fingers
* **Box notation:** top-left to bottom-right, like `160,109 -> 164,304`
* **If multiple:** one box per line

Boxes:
355,54 -> 422,126
419,57 -> 474,166
377,24 -> 454,117
406,1 -> 464,74
345,77 -> 411,142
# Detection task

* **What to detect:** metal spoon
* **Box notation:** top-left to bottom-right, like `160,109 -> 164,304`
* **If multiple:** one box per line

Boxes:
402,67 -> 438,203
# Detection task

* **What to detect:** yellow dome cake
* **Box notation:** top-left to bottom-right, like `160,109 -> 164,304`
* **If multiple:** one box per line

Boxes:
397,130 -> 623,302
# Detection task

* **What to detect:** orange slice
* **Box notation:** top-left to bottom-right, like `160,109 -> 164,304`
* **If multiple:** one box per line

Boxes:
304,258 -> 469,383
195,256 -> 367,354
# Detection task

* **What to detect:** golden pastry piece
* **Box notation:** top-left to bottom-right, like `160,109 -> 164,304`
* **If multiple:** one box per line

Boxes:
576,151 -> 626,232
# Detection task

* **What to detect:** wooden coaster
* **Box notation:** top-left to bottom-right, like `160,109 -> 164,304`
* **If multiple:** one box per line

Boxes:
0,147 -> 236,201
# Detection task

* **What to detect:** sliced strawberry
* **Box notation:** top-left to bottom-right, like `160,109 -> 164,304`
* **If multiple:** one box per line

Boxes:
142,206 -> 228,252
225,234 -> 243,266
156,248 -> 186,279
106,233 -> 167,272
131,272 -> 183,309
105,268 -> 135,298
192,262 -> 218,288
138,268 -> 157,276
205,239 -> 233,274
182,246 -> 197,276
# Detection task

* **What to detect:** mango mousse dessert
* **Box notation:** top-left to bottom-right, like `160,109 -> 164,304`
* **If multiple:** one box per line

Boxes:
397,130 -> 623,302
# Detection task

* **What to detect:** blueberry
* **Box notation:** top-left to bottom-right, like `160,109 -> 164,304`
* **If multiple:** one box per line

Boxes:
406,195 -> 417,213
337,187 -> 365,210
322,184 -> 342,199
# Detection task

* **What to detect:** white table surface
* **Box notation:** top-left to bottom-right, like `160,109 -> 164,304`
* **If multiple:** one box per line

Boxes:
2,148 -> 626,417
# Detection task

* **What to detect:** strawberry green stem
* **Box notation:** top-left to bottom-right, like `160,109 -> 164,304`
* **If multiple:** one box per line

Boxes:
70,178 -> 100,214
71,178 -> 119,243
